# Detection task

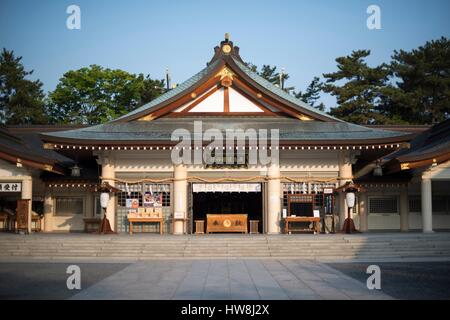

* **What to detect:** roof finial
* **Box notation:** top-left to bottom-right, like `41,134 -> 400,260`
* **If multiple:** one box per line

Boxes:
165,68 -> 171,90
225,32 -> 230,42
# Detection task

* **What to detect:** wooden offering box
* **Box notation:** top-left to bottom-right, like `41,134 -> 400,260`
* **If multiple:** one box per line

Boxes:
206,214 -> 248,234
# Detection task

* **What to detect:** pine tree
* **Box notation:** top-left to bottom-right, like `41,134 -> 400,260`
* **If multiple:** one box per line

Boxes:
323,50 -> 392,124
385,37 -> 450,124
0,48 -> 47,124
295,77 -> 325,111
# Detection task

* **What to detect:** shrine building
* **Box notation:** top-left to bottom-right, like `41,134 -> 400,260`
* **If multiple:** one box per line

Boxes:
1,36 -> 449,235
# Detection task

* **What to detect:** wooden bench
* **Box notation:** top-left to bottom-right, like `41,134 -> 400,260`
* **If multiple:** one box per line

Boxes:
83,218 -> 101,233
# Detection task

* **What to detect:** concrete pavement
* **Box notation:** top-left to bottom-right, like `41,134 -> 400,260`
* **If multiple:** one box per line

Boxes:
70,260 -> 390,300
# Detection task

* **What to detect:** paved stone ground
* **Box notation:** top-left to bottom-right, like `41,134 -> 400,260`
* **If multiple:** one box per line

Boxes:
0,263 -> 130,300
327,262 -> 450,300
69,260 -> 390,300
4,260 -> 449,300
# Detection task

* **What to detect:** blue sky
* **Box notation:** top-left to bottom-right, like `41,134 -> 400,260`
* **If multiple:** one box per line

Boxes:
1,0 -> 449,110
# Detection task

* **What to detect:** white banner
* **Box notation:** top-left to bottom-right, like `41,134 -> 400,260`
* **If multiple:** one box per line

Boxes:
193,183 -> 261,193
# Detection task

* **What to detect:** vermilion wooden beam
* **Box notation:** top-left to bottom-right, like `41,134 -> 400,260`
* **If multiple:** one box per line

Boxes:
224,86 -> 230,113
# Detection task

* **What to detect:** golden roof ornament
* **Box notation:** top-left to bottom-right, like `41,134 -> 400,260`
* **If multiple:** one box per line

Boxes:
222,32 -> 232,54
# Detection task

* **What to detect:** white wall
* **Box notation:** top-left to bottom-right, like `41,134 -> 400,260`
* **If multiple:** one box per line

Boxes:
47,189 -> 93,231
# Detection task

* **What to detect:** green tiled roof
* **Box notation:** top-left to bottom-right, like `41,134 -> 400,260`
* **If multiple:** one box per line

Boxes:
232,58 -> 342,122
42,117 -> 410,142
114,59 -> 221,121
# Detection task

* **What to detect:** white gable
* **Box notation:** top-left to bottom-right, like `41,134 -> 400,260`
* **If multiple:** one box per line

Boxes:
189,87 -> 224,112
172,86 -> 265,113
228,87 -> 264,112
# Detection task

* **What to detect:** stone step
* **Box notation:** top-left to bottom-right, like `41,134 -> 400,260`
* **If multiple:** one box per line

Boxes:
2,234 -> 450,260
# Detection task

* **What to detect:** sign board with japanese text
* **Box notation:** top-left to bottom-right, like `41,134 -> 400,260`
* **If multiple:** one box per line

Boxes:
0,182 -> 22,192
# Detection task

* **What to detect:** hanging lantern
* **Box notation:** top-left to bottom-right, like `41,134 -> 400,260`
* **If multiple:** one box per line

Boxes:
373,161 -> 383,177
100,192 -> 110,209
90,182 -> 120,234
336,181 -> 366,234
345,191 -> 356,208
70,164 -> 81,177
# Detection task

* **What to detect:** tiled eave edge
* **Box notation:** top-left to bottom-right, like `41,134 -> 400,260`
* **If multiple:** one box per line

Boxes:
43,140 -> 412,152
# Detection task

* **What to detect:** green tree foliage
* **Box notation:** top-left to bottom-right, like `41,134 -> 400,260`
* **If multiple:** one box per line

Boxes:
0,48 -> 47,124
384,37 -> 450,124
248,63 -> 327,110
323,50 -> 392,124
294,77 -> 325,111
48,65 -> 164,124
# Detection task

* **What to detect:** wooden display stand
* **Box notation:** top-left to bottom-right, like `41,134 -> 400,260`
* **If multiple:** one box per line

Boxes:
285,216 -> 321,234
16,199 -> 30,234
285,194 -> 320,234
128,217 -> 163,235
127,207 -> 164,235
206,214 -> 248,234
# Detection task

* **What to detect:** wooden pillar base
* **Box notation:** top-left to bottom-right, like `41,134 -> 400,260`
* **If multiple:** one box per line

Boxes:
341,218 -> 357,234
98,216 -> 115,234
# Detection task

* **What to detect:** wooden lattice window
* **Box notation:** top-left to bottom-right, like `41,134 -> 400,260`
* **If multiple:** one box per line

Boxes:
369,197 -> 398,214
55,197 -> 84,216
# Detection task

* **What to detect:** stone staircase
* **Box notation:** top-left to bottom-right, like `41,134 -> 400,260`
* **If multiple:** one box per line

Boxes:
1,233 -> 450,261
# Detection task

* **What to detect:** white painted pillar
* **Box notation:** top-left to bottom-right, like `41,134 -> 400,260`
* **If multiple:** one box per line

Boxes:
400,186 -> 409,232
102,161 -> 116,231
173,164 -> 187,234
359,192 -> 368,232
338,151 -> 352,229
43,194 -> 53,232
421,178 -> 433,233
267,162 -> 281,234
21,178 -> 32,233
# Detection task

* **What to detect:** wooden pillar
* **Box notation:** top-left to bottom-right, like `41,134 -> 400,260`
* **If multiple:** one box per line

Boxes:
173,164 -> 187,234
421,177 -> 433,233
43,193 -> 53,232
21,178 -> 32,233
338,151 -> 352,229
102,159 -> 116,231
400,186 -> 409,232
359,192 -> 368,232
267,162 -> 281,234
85,192 -> 94,218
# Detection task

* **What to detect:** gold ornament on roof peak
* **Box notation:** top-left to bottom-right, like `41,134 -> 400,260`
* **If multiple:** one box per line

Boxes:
217,67 -> 234,80
222,44 -> 232,54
